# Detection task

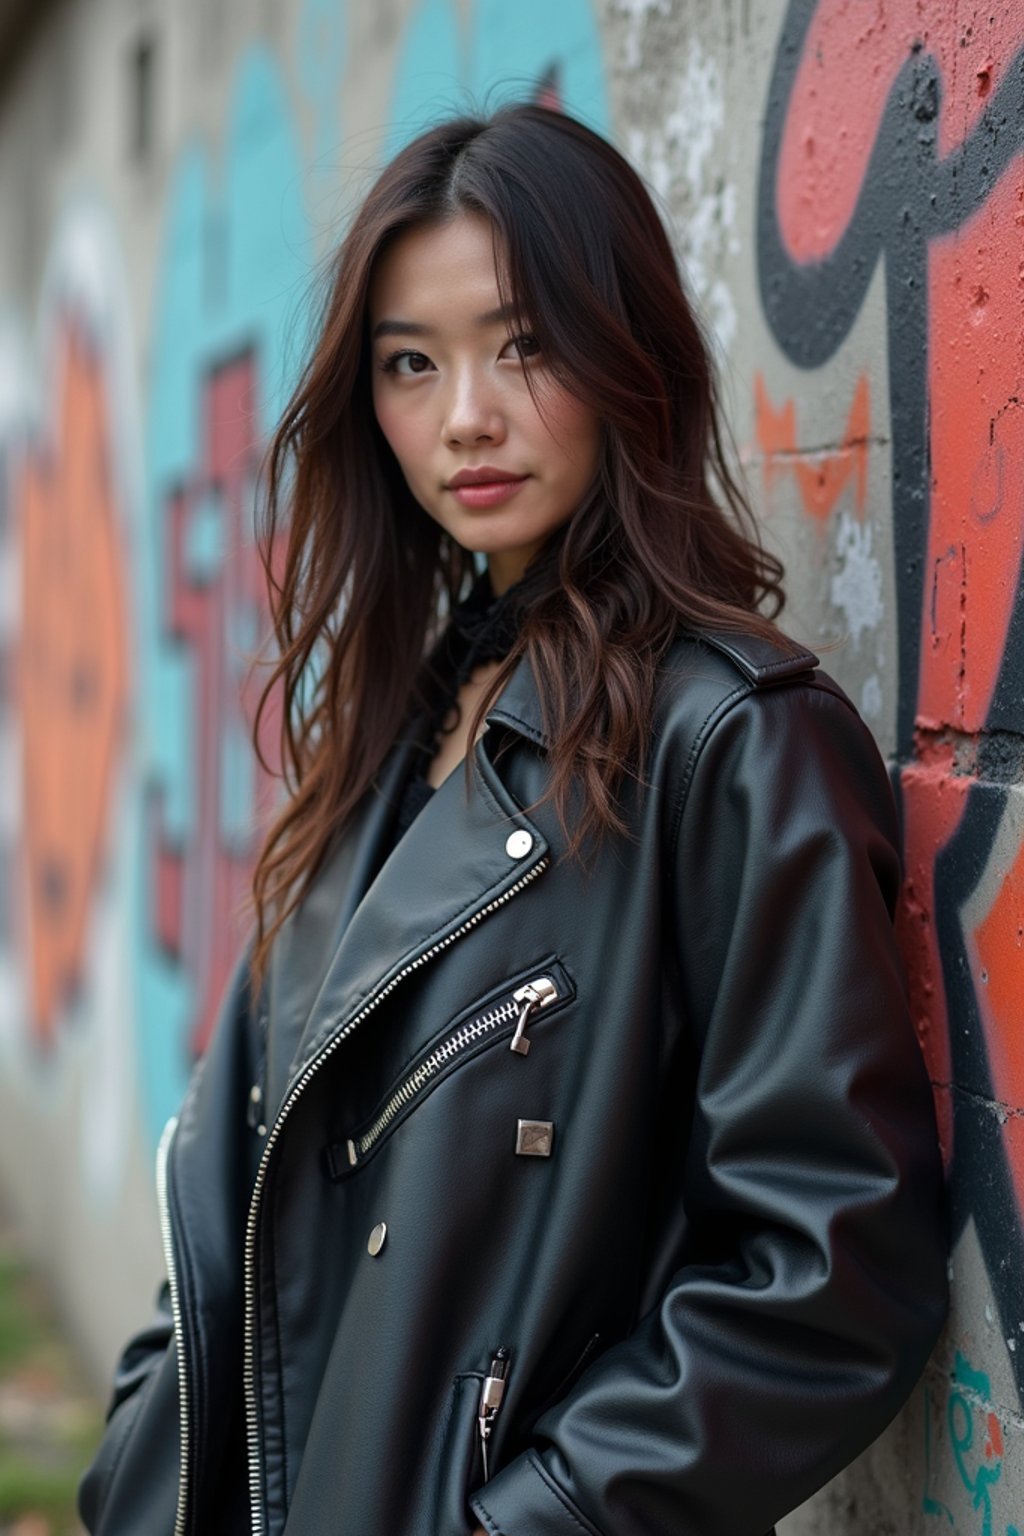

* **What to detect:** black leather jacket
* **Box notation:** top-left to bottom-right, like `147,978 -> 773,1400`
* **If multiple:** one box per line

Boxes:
79,628 -> 948,1536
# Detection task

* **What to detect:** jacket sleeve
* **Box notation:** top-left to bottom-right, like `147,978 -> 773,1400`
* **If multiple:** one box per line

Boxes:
76,1280 -> 182,1534
470,679 -> 949,1536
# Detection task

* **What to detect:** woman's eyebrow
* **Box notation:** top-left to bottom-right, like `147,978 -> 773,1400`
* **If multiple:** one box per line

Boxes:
372,318 -> 430,339
371,303 -> 519,341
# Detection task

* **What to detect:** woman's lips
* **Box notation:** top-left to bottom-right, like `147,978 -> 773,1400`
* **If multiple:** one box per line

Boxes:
449,477 -> 528,508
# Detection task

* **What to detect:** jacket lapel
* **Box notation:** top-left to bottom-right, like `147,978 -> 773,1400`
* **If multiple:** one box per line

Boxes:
265,704 -> 432,1097
277,649 -> 553,1093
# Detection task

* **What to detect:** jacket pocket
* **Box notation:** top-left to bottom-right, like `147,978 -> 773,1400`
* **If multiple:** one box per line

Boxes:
434,1371 -> 486,1536
529,1331 -> 604,1429
324,954 -> 575,1178
549,1331 -> 604,1406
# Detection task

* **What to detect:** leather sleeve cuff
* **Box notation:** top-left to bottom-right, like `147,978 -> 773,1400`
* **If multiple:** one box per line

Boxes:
469,1450 -> 604,1536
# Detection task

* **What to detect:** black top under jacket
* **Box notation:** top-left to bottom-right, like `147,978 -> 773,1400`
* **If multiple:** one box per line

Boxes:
390,565 -> 527,853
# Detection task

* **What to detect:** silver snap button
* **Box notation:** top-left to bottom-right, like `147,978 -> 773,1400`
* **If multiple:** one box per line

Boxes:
505,829 -> 533,859
367,1221 -> 387,1256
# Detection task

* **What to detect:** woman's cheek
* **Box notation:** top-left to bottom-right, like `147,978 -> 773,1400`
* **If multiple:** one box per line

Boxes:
374,392 -> 430,486
371,387 -> 404,459
529,381 -> 602,480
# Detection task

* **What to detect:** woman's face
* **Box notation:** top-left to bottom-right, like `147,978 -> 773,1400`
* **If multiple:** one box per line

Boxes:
369,213 -> 601,595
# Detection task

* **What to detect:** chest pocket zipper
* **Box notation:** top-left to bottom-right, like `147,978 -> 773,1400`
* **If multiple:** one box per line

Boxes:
324,957 -> 574,1178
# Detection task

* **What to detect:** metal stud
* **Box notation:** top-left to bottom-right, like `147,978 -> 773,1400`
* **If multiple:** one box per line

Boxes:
505,829 -> 533,859
247,1084 -> 267,1137
515,1120 -> 555,1157
367,1221 -> 388,1256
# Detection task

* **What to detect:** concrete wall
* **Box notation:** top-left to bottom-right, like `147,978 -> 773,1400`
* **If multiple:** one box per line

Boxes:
0,1 -> 1021,1529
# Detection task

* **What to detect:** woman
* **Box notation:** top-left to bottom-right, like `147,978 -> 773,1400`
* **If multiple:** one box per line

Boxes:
79,103 -> 947,1536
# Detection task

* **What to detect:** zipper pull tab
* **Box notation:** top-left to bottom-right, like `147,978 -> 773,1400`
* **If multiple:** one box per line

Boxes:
477,1346 -> 511,1482
509,976 -> 559,1056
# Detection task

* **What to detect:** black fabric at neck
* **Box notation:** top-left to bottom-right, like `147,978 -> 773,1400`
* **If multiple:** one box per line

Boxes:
446,565 -> 529,677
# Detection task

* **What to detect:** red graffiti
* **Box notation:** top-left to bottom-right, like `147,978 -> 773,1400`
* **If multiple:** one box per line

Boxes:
777,7 -> 1022,261
973,838 -> 1024,1191
149,352 -> 282,1056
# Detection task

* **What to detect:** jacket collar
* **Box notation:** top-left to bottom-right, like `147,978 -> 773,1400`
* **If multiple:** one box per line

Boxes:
278,653 -> 553,1092
484,646 -> 551,751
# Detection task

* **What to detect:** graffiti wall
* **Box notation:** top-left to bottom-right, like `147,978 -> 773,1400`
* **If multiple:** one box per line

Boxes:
137,41 -> 312,1146
752,2 -> 1024,1530
0,0 -> 1021,1528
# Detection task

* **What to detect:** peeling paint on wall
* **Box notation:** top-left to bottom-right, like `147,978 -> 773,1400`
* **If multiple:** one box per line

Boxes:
621,29 -> 739,353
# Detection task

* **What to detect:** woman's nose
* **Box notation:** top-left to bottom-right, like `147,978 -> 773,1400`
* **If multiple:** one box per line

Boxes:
442,369 -> 507,447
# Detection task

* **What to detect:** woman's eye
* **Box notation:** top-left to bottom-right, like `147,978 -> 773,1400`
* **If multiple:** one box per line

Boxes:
381,349 -> 434,376
503,333 -> 541,362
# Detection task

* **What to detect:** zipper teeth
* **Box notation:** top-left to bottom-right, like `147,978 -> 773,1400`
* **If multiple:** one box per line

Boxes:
355,996 -> 520,1157
156,1116 -> 189,1536
244,851 -> 550,1536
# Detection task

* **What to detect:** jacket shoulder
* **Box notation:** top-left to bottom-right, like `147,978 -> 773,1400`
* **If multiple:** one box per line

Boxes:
655,626 -> 822,735
670,626 -> 819,688
653,626 -> 867,808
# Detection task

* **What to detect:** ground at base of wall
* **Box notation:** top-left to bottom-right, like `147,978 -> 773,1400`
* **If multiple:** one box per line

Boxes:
0,1214 -> 102,1536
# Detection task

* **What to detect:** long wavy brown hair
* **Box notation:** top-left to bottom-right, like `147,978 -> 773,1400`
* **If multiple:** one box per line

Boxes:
248,102 -> 791,995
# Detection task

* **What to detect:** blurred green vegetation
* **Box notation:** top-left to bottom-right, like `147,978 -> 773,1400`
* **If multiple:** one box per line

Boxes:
0,1242 -> 103,1536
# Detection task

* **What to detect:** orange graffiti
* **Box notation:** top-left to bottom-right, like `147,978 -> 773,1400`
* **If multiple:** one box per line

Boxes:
18,321 -> 129,1046
753,370 -> 870,522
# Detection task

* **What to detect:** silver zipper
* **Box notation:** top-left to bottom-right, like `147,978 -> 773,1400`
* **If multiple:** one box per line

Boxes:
156,1115 -> 190,1536
508,977 -> 557,1055
477,1347 -> 511,1482
346,972 -> 560,1167
244,849 -> 550,1536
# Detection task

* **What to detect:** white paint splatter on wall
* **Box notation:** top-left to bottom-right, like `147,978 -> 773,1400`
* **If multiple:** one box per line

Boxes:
830,510 -> 883,650
860,673 -> 883,720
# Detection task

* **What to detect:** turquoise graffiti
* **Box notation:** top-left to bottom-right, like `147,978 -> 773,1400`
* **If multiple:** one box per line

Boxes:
389,0 -> 610,152
923,1353 -> 1020,1536
136,40 -> 317,1147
